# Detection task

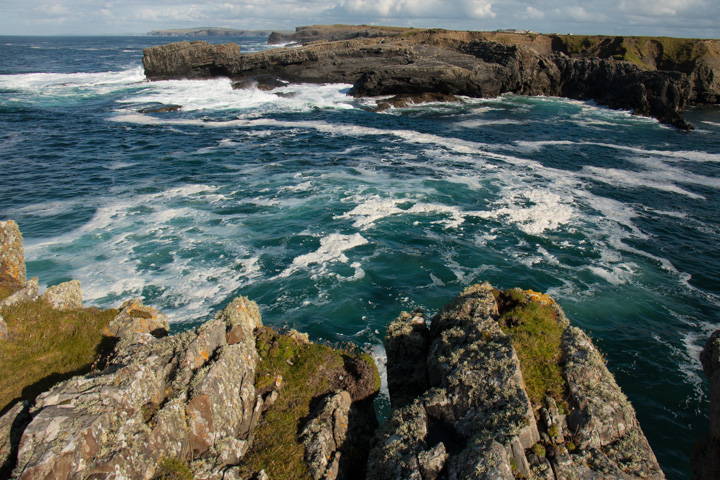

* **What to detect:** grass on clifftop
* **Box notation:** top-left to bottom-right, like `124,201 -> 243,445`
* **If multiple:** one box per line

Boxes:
494,288 -> 567,406
241,326 -> 373,479
0,299 -> 118,413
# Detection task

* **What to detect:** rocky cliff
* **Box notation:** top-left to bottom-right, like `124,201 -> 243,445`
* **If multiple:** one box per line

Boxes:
141,26 -> 720,130
0,220 -> 672,479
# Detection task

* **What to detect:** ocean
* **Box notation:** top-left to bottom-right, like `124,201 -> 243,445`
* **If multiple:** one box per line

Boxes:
1,34 -> 719,478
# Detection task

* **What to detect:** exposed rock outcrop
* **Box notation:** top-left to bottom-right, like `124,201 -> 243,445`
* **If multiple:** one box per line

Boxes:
370,283 -> 665,479
140,26 -> 720,129
39,279 -> 82,310
692,330 -> 720,479
0,221 -> 25,285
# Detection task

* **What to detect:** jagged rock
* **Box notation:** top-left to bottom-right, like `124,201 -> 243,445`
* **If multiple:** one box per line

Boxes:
39,279 -> 82,310
0,221 -> 26,285
385,310 -> 430,408
102,297 -> 169,340
375,92 -> 463,111
0,278 -> 39,309
370,282 -> 665,479
692,330 -> 720,479
0,402 -> 30,477
11,296 -> 263,480
301,390 -> 352,480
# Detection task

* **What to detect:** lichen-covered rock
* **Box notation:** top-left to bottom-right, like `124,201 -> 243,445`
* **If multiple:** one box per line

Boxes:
0,221 -> 25,285
0,402 -> 29,477
562,326 -> 663,478
692,330 -> 720,479
0,315 -> 6,340
301,390 -> 352,480
385,310 -> 429,409
11,296 -> 263,480
0,278 -> 38,309
39,279 -> 82,310
102,297 -> 170,341
370,282 -> 665,480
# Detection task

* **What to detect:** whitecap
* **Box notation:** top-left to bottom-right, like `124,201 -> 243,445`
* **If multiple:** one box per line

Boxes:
278,233 -> 369,278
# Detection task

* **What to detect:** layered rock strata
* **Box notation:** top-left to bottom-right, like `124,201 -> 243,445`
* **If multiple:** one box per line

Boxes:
140,27 -> 720,129
370,283 -> 665,479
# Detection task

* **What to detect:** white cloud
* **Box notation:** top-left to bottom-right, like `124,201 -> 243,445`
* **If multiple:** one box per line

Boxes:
619,0 -> 705,16
523,6 -> 545,19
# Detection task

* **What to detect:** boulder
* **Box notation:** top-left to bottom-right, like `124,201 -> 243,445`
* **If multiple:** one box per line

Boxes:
0,402 -> 30,477
0,221 -> 25,285
39,279 -> 82,310
102,297 -> 169,340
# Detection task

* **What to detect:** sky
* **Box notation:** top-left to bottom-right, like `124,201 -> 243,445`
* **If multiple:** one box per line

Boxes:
0,0 -> 718,38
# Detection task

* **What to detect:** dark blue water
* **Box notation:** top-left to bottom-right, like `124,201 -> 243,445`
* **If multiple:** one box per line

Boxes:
2,35 -> 720,478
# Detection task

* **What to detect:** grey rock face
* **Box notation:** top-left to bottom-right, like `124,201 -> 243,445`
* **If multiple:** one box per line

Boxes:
142,40 -> 242,81
369,282 -> 665,480
692,330 -> 720,479
11,296 -> 263,480
39,279 -> 82,310
301,390 -> 353,480
0,278 -> 39,310
0,221 -> 25,285
0,402 -> 30,477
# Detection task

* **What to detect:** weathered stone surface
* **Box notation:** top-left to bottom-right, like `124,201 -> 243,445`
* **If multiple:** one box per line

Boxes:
39,279 -> 82,310
102,297 -> 170,340
0,402 -> 30,477
11,296 -> 263,480
301,390 -> 352,480
142,40 -> 243,81
370,282 -> 665,480
385,310 -> 429,409
0,221 -> 25,285
0,315 -> 6,340
0,278 -> 38,310
692,330 -> 720,479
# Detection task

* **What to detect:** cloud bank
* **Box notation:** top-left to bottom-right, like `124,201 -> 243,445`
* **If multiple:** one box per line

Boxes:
0,0 -> 718,37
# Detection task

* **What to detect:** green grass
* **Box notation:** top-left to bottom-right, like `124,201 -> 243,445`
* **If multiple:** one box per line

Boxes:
495,288 -> 567,406
0,298 -> 118,412
155,458 -> 194,480
241,327 -> 353,479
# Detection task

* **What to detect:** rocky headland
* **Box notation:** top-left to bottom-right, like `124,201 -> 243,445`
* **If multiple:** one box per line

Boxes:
148,28 -> 284,37
0,219 -> 699,478
141,25 -> 720,130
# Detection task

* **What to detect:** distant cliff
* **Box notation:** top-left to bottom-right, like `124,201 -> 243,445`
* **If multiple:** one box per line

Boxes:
142,26 -> 720,130
0,220 -> 671,479
148,27 -> 283,37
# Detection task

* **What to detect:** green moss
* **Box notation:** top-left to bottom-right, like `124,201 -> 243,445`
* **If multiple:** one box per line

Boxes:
0,299 -> 118,412
359,352 -> 381,392
241,327 -> 360,479
548,424 -> 559,438
155,457 -> 194,480
567,441 -> 577,452
531,443 -> 546,457
497,289 -> 567,406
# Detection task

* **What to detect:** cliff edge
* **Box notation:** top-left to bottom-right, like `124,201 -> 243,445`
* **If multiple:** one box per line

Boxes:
0,220 -> 667,479
141,26 -> 720,130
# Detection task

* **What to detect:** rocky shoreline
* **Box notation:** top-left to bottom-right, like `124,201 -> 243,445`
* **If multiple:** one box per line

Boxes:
5,219 -> 716,478
141,25 -> 720,130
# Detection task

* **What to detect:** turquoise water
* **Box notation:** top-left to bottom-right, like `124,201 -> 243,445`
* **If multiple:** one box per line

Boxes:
2,35 -> 720,477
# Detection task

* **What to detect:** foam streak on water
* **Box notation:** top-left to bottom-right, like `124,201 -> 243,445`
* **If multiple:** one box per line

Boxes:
1,35 -> 719,479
